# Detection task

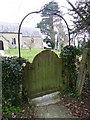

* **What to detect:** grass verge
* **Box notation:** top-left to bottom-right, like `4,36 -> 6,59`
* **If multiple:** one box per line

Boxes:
4,48 -> 60,62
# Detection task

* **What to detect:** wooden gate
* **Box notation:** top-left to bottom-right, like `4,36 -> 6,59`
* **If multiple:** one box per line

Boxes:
23,50 -> 62,98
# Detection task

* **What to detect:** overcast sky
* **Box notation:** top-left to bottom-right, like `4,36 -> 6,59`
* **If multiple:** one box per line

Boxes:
0,0 -> 77,28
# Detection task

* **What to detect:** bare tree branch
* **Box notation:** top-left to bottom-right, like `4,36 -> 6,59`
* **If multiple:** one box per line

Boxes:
66,0 -> 90,26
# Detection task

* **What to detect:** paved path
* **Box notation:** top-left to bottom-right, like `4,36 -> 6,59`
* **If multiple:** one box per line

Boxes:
32,92 -> 77,118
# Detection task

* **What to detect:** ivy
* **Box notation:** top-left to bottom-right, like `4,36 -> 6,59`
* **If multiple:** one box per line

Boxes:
2,56 -> 28,114
60,45 -> 80,92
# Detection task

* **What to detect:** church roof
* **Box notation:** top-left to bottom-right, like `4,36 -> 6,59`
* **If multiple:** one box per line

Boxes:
22,27 -> 42,37
0,22 -> 19,33
0,22 -> 42,37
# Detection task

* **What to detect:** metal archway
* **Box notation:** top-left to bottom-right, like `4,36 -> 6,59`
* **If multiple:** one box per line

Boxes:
18,9 -> 71,58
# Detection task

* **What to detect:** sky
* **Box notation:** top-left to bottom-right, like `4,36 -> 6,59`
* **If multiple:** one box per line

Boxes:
0,0 -> 77,28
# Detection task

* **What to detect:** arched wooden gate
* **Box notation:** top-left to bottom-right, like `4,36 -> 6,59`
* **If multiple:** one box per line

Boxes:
23,50 -> 62,98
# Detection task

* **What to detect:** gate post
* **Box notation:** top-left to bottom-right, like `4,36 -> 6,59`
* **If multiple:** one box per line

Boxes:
76,48 -> 89,95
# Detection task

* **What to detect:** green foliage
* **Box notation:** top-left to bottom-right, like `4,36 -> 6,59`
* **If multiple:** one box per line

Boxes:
4,48 -> 60,62
61,43 -> 64,50
37,1 -> 60,41
3,101 -> 22,116
60,45 -> 80,92
77,95 -> 82,101
60,45 -> 80,57
65,89 -> 77,98
63,88 -> 82,101
2,56 -> 28,115
4,48 -> 43,63
2,57 -> 23,105
42,1 -> 59,16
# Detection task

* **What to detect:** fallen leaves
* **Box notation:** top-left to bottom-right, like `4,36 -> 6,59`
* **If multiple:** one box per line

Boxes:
60,82 -> 90,119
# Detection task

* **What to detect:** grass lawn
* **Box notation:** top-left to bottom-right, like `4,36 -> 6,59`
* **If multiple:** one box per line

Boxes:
4,48 -> 60,62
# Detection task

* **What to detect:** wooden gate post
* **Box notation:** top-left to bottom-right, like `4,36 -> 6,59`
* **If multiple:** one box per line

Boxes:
76,48 -> 89,95
87,48 -> 90,79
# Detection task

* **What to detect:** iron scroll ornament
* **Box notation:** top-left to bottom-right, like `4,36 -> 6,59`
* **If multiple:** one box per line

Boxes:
18,9 -> 71,58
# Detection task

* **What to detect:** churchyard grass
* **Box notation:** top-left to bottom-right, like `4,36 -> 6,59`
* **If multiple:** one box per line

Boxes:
4,48 -> 60,63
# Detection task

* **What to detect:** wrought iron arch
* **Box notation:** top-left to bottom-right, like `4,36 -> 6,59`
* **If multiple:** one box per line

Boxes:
18,9 -> 71,58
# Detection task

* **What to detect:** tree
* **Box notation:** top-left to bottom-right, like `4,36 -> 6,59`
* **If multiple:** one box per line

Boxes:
37,1 -> 60,42
66,0 -> 90,95
67,0 -> 90,38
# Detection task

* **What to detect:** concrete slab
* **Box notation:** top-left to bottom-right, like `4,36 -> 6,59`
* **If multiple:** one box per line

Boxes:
32,92 -> 77,118
36,104 -> 74,118
32,91 -> 60,106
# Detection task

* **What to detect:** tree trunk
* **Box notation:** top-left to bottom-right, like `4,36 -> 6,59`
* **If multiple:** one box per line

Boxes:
50,16 -> 55,42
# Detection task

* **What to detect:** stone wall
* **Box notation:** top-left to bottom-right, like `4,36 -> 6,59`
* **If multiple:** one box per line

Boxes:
0,33 -> 43,50
0,33 -> 22,50
22,36 -> 43,49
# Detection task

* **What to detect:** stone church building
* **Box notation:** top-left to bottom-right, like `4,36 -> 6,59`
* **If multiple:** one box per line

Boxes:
0,22 -> 43,50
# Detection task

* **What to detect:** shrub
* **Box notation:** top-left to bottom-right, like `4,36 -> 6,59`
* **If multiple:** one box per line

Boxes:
60,45 -> 80,92
49,40 -> 55,49
3,101 -> 22,116
2,56 -> 28,114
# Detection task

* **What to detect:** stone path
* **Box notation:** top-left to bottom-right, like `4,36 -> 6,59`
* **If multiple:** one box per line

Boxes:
32,91 -> 77,118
